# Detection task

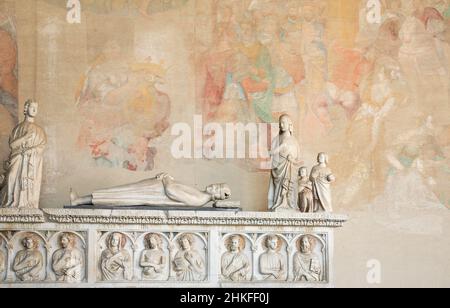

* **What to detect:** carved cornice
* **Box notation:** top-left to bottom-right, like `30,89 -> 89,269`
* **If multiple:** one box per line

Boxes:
0,209 -> 45,223
43,209 -> 348,227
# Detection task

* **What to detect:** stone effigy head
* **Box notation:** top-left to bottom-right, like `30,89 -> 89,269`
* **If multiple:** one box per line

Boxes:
107,233 -> 127,250
144,233 -> 163,250
59,233 -> 76,249
22,233 -> 39,250
279,114 -> 293,134
264,234 -> 281,251
226,235 -> 245,252
317,152 -> 328,164
299,167 -> 308,177
206,183 -> 231,201
298,235 -> 316,254
24,99 -> 38,118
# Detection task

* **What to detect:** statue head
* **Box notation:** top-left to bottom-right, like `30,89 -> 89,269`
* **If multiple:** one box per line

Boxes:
178,233 -> 195,251
107,232 -> 126,250
317,152 -> 328,164
298,235 -> 316,254
226,235 -> 245,253
24,100 -> 38,118
22,233 -> 39,250
144,233 -> 163,250
206,183 -> 231,201
299,167 -> 308,178
59,233 -> 76,249
265,235 -> 281,251
279,114 -> 293,135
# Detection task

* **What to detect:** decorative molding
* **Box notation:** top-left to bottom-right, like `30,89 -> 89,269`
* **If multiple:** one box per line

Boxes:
43,209 -> 348,227
0,209 -> 45,223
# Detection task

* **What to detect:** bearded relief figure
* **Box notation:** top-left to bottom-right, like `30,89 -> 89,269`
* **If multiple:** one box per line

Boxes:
221,235 -> 251,282
52,233 -> 84,283
293,235 -> 323,282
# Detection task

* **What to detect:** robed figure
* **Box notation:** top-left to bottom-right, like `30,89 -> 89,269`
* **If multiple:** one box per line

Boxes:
0,100 -> 46,208
268,115 -> 301,211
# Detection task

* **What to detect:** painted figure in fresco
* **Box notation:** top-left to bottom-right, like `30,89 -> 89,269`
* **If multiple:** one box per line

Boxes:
259,235 -> 286,281
268,115 -> 301,211
70,172 -> 231,207
310,153 -> 335,212
100,233 -> 132,281
259,14 -> 299,120
398,0 -> 449,123
52,233 -> 84,283
172,234 -> 205,281
221,235 -> 251,281
1,100 -> 47,209
293,235 -> 322,282
298,167 -> 314,213
140,233 -> 167,280
0,9 -> 17,121
371,116 -> 445,212
13,234 -> 44,282
76,40 -> 170,171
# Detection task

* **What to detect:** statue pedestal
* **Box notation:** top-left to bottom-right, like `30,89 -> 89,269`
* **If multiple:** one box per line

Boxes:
0,208 -> 347,288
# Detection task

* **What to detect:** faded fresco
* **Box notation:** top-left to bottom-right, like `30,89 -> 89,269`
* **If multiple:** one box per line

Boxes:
45,0 -> 189,16
0,1 -> 17,167
195,0 -> 450,216
0,0 -> 448,219
75,39 -> 171,171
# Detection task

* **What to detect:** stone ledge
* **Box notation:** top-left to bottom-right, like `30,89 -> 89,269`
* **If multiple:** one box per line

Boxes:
0,208 -> 45,223
43,208 -> 348,227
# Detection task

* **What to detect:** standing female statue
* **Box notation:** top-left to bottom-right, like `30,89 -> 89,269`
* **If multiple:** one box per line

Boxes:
310,153 -> 335,212
0,100 -> 47,208
268,114 -> 301,211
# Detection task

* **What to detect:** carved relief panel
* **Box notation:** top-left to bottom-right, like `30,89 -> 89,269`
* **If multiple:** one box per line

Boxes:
0,230 -> 87,283
220,232 -> 328,283
97,231 -> 209,283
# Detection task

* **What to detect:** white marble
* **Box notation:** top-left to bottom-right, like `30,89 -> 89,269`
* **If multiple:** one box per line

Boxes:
0,208 -> 347,287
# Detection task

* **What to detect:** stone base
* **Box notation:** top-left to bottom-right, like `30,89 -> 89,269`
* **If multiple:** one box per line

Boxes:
0,208 -> 45,223
0,208 -> 347,288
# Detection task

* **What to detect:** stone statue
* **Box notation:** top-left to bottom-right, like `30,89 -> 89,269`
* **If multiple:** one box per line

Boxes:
172,234 -> 205,281
259,235 -> 286,281
268,114 -> 302,212
100,233 -> 132,281
70,173 -> 232,208
0,100 -> 47,208
140,233 -> 167,280
310,153 -> 335,212
293,235 -> 322,282
298,167 -> 314,213
13,233 -> 44,282
221,235 -> 251,281
52,233 -> 84,283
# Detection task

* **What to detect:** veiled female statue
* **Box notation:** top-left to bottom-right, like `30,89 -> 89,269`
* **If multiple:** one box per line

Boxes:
268,114 -> 301,211
0,100 -> 47,208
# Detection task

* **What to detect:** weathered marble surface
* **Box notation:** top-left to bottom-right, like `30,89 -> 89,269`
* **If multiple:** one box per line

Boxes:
0,208 -> 347,288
